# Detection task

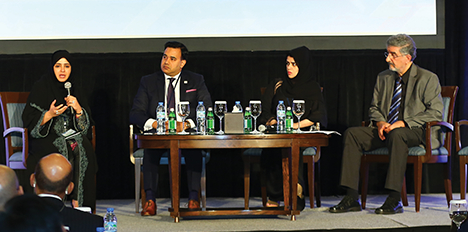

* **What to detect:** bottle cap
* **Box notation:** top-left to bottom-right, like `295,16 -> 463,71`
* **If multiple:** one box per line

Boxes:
198,101 -> 203,105
279,100 -> 284,104
287,106 -> 291,110
107,207 -> 114,212
158,102 -> 163,105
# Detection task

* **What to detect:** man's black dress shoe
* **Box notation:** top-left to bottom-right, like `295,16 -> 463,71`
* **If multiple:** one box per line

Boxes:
329,196 -> 362,213
375,198 -> 403,214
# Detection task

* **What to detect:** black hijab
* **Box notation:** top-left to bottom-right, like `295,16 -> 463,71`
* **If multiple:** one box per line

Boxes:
23,50 -> 85,129
260,46 -> 327,127
281,46 -> 317,100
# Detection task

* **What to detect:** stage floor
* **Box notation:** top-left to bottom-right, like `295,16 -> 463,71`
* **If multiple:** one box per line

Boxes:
94,194 -> 453,232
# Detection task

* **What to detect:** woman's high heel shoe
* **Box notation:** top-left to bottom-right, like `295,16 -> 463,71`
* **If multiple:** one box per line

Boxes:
297,184 -> 305,211
266,199 -> 280,207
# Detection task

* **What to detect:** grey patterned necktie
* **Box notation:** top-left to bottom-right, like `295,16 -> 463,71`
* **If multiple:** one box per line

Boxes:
388,77 -> 402,124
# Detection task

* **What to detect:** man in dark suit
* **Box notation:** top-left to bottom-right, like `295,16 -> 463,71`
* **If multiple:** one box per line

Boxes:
329,34 -> 444,214
30,153 -> 103,231
130,41 -> 212,216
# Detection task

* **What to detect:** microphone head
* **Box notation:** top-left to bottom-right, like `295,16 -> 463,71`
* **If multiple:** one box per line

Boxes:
258,124 -> 266,132
64,82 -> 72,89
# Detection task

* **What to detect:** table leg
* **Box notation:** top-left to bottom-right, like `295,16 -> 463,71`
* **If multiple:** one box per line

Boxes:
290,141 -> 300,216
170,140 -> 181,223
282,148 -> 290,211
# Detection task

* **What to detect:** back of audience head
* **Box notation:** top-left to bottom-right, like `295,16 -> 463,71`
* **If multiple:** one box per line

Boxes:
0,194 -> 65,232
30,153 -> 74,198
0,165 -> 23,211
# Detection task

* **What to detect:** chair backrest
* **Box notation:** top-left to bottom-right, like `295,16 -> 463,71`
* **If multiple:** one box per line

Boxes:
0,92 -> 30,163
439,86 -> 458,149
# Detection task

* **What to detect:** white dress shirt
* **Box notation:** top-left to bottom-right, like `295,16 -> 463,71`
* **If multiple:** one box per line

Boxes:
143,72 -> 194,131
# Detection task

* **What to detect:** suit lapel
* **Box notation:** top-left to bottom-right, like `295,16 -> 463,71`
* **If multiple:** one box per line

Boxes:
156,72 -> 165,103
384,71 -> 397,116
404,64 -> 418,108
179,70 -> 188,101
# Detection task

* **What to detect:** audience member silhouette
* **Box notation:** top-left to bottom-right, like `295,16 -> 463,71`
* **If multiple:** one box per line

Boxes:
31,153 -> 103,231
0,165 -> 23,211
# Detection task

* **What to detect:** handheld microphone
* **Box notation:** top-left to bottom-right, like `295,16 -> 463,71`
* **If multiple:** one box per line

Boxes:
64,82 -> 72,96
64,82 -> 73,113
259,124 -> 276,133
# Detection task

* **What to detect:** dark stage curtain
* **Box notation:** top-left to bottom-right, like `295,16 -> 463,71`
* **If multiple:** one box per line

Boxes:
445,0 -> 468,199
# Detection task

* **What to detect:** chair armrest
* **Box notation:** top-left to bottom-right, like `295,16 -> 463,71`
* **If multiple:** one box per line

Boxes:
423,121 -> 454,158
455,120 -> 468,152
426,121 -> 453,132
3,127 -> 25,137
3,127 -> 29,168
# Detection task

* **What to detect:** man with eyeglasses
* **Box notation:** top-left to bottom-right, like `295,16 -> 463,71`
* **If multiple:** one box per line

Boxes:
329,34 -> 444,214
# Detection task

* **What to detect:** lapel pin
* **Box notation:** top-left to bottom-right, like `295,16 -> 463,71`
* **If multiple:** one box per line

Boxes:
184,80 -> 188,84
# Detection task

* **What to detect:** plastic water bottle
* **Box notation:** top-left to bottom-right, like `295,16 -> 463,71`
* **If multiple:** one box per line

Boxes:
233,101 -> 243,113
168,108 -> 176,134
156,102 -> 166,134
244,106 -> 252,133
196,101 -> 206,134
276,100 -> 286,133
104,208 -> 117,232
207,107 -> 215,135
286,106 -> 293,133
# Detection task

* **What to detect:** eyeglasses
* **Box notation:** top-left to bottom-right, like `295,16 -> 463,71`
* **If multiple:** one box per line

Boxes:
286,61 -> 297,67
384,52 -> 405,59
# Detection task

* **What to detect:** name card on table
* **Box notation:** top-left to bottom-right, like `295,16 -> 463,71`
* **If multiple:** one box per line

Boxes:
225,113 -> 244,134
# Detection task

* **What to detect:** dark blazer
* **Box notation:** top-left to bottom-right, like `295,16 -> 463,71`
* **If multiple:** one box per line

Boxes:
41,196 -> 103,232
368,64 -> 444,148
130,69 -> 212,130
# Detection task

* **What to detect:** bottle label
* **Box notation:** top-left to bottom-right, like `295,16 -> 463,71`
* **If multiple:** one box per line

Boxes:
277,110 -> 285,117
286,118 -> 292,130
104,222 -> 117,230
207,119 -> 214,130
157,111 -> 165,119
244,119 -> 252,132
197,111 -> 206,118
169,119 -> 176,132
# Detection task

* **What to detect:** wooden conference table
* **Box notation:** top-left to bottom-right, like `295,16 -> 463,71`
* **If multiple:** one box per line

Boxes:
135,132 -> 330,222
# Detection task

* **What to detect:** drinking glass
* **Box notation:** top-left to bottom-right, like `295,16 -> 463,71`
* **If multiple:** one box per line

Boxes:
214,101 -> 227,134
249,100 -> 262,134
449,199 -> 468,230
292,100 -> 305,133
177,101 -> 190,135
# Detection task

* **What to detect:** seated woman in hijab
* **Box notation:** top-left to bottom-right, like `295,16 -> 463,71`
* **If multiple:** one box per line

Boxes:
259,46 -> 327,210
22,50 -> 97,212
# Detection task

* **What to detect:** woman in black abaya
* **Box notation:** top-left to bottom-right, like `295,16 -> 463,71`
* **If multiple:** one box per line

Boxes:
259,46 -> 327,210
22,50 -> 97,212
